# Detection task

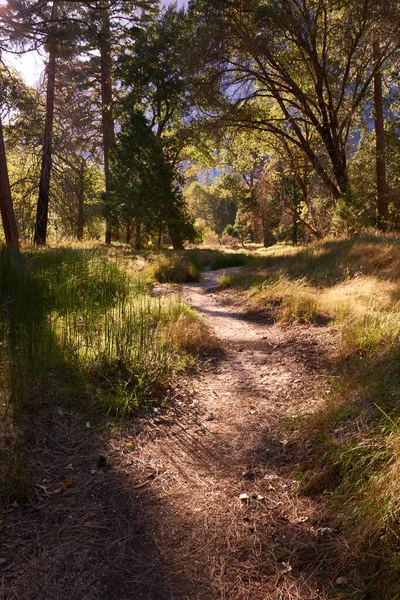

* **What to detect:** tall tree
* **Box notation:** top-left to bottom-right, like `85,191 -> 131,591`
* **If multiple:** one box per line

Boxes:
34,0 -> 58,245
52,57 -> 102,240
373,41 -> 389,229
189,0 -> 400,200
0,111 -> 19,248
96,2 -> 115,244
0,59 -> 40,248
109,110 -> 195,250
83,0 -> 158,244
118,5 -> 197,248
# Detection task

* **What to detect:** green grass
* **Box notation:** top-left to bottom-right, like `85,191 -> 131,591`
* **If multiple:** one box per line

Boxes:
140,248 -> 252,283
209,252 -> 249,270
0,247 -> 216,502
150,254 -> 201,283
217,273 -> 235,289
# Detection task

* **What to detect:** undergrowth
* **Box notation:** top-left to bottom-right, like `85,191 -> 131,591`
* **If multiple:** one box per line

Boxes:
0,248 -> 216,503
142,248 -> 251,284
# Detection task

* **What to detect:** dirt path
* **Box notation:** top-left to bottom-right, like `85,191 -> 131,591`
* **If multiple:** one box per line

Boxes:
1,269 -> 344,600
111,270 -> 343,599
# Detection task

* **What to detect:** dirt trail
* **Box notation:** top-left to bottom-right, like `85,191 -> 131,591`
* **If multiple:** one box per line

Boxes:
1,268 -> 344,600
112,269 -> 343,599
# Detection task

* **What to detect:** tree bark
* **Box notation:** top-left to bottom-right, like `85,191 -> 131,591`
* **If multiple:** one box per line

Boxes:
0,113 -> 19,248
373,41 -> 388,230
34,1 -> 57,246
168,224 -> 184,250
126,221 -> 131,244
135,218 -> 141,251
99,6 -> 115,244
76,158 -> 85,241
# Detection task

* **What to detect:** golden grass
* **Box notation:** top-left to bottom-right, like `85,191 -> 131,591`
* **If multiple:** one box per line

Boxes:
166,311 -> 221,355
223,236 -> 400,596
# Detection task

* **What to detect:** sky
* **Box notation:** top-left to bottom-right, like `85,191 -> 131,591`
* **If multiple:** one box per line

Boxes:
7,0 -> 187,86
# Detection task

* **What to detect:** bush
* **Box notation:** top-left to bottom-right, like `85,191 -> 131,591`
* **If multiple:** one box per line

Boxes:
209,253 -> 248,270
150,255 -> 201,283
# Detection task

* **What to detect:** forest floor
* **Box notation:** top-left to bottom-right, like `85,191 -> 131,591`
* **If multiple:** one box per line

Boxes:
1,267 -> 348,600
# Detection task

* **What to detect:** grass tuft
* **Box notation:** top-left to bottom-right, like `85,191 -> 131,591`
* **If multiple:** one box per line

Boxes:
217,273 -> 235,289
150,255 -> 201,283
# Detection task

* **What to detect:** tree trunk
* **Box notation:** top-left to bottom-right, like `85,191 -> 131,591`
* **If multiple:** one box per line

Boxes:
34,7 -> 57,246
299,179 -> 323,239
0,113 -> 19,248
168,224 -> 184,250
99,6 -> 115,245
76,158 -> 85,241
126,221 -> 131,244
135,218 -> 141,251
373,41 -> 388,230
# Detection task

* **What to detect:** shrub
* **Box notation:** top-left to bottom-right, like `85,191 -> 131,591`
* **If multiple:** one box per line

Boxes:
150,255 -> 201,283
209,253 -> 248,270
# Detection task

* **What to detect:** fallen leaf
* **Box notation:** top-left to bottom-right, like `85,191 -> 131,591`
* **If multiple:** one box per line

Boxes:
65,463 -> 73,470
335,576 -> 348,585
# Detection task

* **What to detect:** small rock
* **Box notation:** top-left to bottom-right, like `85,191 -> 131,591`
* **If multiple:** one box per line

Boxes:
239,493 -> 250,501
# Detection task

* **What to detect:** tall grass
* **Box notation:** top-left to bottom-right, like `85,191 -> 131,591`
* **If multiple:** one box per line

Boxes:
0,247 -> 217,502
0,248 -> 210,423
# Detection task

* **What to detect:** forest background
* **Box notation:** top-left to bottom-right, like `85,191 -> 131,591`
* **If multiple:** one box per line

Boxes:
1,0 -> 400,250
2,3 -> 400,599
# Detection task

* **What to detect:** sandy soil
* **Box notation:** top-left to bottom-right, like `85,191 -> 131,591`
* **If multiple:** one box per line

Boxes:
0,269 -> 346,600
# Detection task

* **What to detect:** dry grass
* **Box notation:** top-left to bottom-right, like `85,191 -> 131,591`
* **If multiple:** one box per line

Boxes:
216,235 -> 400,598
167,310 -> 221,355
